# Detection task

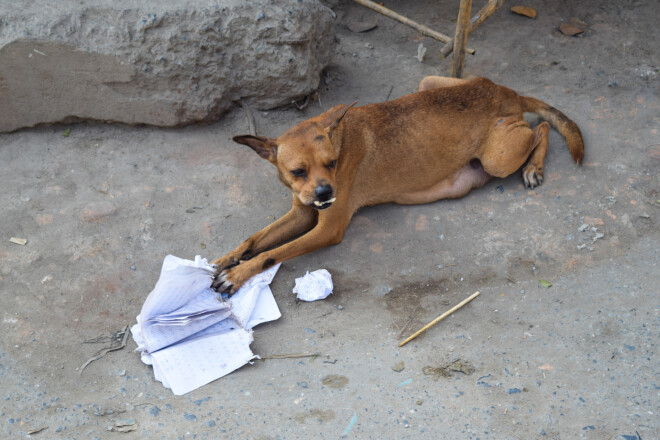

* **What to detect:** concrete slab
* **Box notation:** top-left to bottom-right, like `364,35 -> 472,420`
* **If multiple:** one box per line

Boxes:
0,0 -> 335,132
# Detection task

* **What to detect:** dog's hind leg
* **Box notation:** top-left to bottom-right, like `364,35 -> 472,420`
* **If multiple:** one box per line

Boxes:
521,122 -> 550,188
418,76 -> 470,91
479,117 -> 550,188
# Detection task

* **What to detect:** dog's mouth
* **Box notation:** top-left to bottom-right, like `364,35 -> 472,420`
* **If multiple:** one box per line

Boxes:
312,197 -> 336,210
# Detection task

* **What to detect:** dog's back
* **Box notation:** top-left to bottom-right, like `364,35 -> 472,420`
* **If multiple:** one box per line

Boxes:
333,77 -> 583,206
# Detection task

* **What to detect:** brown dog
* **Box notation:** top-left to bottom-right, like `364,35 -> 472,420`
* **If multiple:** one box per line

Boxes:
211,76 -> 583,294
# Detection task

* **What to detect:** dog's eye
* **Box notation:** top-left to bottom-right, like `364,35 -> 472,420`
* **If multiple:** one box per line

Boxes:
326,160 -> 337,170
290,168 -> 307,178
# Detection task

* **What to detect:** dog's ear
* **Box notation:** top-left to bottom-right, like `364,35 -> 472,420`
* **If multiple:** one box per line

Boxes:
233,135 -> 278,162
321,101 -> 357,139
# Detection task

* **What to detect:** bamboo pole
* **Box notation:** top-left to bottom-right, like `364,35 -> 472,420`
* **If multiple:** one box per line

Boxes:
441,0 -> 504,58
399,291 -> 480,347
351,0 -> 475,54
450,0 -> 473,78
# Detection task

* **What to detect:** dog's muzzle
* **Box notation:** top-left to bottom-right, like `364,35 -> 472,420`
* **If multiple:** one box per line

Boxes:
312,184 -> 335,210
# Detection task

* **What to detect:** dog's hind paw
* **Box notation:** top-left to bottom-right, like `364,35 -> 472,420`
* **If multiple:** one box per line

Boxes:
522,164 -> 544,189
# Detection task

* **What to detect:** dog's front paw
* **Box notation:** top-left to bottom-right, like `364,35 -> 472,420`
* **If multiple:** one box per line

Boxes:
211,255 -> 240,271
522,163 -> 544,189
211,268 -> 236,295
211,261 -> 256,296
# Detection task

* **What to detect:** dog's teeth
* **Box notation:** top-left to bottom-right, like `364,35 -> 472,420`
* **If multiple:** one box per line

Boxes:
313,197 -> 336,207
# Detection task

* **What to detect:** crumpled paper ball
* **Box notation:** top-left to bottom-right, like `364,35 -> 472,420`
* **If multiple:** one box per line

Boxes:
292,269 -> 333,301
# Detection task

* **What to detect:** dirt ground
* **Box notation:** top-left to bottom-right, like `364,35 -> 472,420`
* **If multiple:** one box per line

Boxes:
1,0 -> 658,439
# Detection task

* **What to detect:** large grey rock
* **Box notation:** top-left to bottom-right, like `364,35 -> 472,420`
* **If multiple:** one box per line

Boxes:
0,0 -> 335,132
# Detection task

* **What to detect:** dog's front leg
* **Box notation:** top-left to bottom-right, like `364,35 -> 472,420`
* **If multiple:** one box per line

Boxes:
212,206 -> 352,294
211,200 -> 316,272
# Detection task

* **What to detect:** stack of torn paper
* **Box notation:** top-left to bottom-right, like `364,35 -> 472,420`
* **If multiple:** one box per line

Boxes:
130,255 -> 281,395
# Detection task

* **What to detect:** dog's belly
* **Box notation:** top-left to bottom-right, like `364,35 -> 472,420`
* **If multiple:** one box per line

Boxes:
392,160 -> 491,204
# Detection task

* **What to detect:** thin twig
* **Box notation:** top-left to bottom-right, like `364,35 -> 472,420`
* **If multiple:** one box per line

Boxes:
264,39 -> 309,46
385,85 -> 394,101
238,100 -> 256,136
320,4 -> 337,19
398,304 -> 421,338
131,402 -> 155,408
260,352 -> 320,360
315,311 -> 333,319
79,325 -> 130,375
292,95 -> 310,111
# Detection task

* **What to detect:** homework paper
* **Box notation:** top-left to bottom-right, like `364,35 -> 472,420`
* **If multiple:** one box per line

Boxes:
292,269 -> 333,301
130,255 -> 281,395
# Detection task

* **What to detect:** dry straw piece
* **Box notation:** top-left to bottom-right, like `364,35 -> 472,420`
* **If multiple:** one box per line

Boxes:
399,291 -> 481,347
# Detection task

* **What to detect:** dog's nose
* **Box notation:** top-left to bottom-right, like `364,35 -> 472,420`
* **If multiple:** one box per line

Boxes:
314,184 -> 334,202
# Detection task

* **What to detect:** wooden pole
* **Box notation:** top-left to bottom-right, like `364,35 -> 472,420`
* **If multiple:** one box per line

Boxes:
352,0 -> 475,54
399,291 -> 480,347
450,0 -> 473,78
441,0 -> 504,58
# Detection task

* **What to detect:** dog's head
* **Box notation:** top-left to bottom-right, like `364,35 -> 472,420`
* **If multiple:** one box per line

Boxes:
233,102 -> 356,210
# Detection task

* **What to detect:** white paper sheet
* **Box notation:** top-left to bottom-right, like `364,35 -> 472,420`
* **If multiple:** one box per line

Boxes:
130,255 -> 281,395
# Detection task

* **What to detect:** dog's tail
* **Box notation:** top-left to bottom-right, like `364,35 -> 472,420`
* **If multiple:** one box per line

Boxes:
521,96 -> 584,164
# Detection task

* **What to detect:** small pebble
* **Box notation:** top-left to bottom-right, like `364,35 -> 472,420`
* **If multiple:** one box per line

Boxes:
391,361 -> 405,372
184,413 -> 197,421
337,305 -> 343,310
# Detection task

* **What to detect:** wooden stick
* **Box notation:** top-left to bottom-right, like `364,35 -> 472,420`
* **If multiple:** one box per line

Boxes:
441,0 -> 503,58
399,291 -> 480,347
351,0 -> 475,54
450,0 -> 473,78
